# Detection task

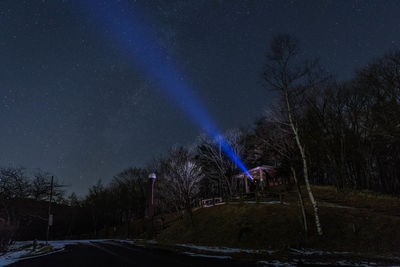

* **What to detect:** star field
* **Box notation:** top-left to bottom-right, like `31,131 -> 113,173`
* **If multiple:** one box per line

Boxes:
1,0 -> 399,195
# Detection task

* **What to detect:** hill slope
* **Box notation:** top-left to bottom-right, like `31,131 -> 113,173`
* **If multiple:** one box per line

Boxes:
158,186 -> 400,256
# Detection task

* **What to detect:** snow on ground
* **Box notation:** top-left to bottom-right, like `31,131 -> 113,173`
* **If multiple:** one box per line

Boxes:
117,239 -> 157,247
183,251 -> 232,259
290,248 -> 350,256
300,260 -> 378,266
45,239 -> 110,250
177,243 -> 275,254
0,242 -> 60,267
0,240 -> 386,267
0,246 -> 34,267
257,260 -> 295,267
335,260 -> 378,266
258,259 -> 379,267
0,239 -> 117,267
178,244 -> 380,266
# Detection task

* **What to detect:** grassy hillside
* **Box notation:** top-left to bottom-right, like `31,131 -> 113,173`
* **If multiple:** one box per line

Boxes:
157,186 -> 400,256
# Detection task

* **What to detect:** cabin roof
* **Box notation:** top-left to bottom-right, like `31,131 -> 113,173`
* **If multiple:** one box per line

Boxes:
233,165 -> 278,179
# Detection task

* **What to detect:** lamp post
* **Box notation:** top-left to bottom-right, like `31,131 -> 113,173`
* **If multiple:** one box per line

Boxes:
145,173 -> 156,238
145,173 -> 156,218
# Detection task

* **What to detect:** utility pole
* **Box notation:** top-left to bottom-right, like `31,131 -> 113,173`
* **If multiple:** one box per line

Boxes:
46,176 -> 54,245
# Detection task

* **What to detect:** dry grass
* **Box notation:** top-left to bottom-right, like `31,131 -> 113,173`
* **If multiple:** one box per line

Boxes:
308,185 -> 400,216
157,186 -> 400,256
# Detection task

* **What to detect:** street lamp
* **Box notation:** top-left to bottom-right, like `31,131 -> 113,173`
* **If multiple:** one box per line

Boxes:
145,173 -> 156,218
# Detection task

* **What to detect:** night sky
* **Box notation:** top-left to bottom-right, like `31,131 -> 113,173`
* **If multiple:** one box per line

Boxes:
1,0 -> 399,195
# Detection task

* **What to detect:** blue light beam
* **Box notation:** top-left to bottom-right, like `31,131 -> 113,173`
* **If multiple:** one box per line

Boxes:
79,1 -> 252,179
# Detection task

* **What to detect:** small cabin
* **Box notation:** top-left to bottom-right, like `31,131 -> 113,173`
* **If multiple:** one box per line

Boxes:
233,165 -> 291,193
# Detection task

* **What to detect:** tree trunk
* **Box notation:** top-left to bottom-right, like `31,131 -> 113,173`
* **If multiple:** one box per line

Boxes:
290,166 -> 308,235
186,198 -> 194,226
285,89 -> 323,236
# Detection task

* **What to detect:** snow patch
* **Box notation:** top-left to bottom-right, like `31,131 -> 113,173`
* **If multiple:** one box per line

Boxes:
111,239 -> 140,245
0,242 -> 62,267
290,248 -> 350,256
177,243 -> 275,254
336,260 -> 377,266
257,260 -> 295,266
258,259 -> 378,267
115,239 -> 156,247
183,252 -> 232,259
0,239 -> 119,267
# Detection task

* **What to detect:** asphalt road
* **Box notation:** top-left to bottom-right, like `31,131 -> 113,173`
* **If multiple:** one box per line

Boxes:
8,241 -> 256,267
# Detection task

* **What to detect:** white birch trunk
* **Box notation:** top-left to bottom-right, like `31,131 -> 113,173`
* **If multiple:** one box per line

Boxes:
290,166 -> 308,234
285,90 -> 323,236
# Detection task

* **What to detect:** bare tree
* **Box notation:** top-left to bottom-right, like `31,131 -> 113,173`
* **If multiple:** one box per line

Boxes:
159,147 -> 204,223
31,170 -> 52,201
0,167 -> 30,251
85,179 -> 107,237
109,168 -> 147,229
29,170 -> 66,204
67,192 -> 80,207
263,34 -> 323,235
0,167 -> 30,200
196,129 -> 244,198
